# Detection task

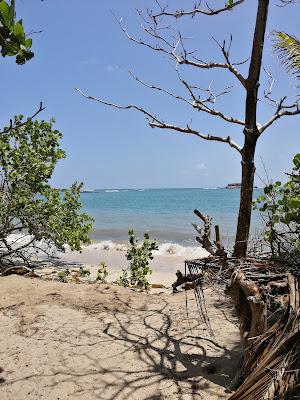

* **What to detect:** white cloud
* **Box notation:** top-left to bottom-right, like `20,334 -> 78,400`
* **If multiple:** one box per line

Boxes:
106,65 -> 119,72
196,162 -> 206,170
79,58 -> 100,67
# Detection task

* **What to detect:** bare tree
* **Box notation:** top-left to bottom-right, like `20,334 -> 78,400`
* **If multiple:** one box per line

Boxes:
77,0 -> 300,257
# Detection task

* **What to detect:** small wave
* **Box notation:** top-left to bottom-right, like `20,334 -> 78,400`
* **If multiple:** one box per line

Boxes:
154,243 -> 208,258
7,234 -> 208,260
105,190 -> 120,193
84,240 -> 208,258
84,240 -> 128,252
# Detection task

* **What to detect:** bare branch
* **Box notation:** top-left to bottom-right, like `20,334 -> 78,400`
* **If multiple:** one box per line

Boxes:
151,0 -> 245,19
76,88 -> 243,154
260,67 -> 284,108
1,102 -> 45,135
259,100 -> 300,134
128,70 -> 192,107
116,15 -> 247,88
257,67 -> 300,133
180,57 -> 247,88
277,0 -> 299,6
149,119 -> 242,152
180,77 -> 245,125
129,71 -> 245,126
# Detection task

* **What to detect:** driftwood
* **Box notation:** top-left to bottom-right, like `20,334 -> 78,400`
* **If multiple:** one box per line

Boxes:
172,270 -> 199,292
186,249 -> 299,399
192,209 -> 227,257
0,265 -> 41,278
227,271 -> 300,400
193,209 -> 216,255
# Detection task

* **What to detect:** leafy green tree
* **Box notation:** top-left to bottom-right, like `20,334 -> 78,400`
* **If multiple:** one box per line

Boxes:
120,229 -> 158,290
253,154 -> 300,269
0,0 -> 34,64
0,114 -> 93,266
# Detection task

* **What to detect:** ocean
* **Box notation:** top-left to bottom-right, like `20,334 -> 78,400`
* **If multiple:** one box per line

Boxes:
80,188 -> 264,249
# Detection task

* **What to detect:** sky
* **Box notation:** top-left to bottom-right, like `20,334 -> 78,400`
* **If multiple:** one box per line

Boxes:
1,0 -> 300,189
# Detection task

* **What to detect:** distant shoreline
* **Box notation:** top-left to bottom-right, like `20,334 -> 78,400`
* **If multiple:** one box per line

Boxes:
76,187 -> 263,193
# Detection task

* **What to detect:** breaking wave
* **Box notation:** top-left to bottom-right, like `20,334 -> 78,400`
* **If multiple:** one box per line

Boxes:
6,235 -> 208,259
84,240 -> 208,258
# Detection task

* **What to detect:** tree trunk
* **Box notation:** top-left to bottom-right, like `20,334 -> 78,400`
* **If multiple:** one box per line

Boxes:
233,142 -> 256,258
233,0 -> 269,258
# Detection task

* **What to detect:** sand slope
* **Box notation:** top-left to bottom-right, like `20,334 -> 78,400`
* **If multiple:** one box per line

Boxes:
0,276 -> 240,400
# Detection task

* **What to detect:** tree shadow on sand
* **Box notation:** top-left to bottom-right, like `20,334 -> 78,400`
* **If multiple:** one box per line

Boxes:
0,367 -> 5,384
91,294 -> 241,399
4,289 -> 241,399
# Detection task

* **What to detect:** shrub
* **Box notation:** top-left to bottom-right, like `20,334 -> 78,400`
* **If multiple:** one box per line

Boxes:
253,153 -> 300,269
120,229 -> 158,290
79,266 -> 91,277
58,269 -> 70,283
96,261 -> 108,283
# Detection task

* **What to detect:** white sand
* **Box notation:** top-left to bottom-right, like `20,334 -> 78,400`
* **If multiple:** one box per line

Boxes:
0,276 -> 241,400
60,243 -> 209,287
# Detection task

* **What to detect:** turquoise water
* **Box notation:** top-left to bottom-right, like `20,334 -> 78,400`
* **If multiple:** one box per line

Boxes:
81,188 -> 263,246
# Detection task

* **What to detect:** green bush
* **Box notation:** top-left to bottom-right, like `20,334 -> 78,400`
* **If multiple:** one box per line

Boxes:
58,269 -> 70,283
96,261 -> 108,283
253,153 -> 300,269
79,266 -> 90,277
120,230 -> 158,290
0,116 -> 93,266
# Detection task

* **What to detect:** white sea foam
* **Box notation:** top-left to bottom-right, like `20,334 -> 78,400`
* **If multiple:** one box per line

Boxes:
84,240 -> 128,252
154,243 -> 208,258
105,190 -> 120,193
6,235 -> 208,259
83,240 -> 208,258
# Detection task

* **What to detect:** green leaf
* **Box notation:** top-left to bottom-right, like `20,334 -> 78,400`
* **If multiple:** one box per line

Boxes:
293,153 -> 300,169
8,0 -> 16,24
12,20 -> 24,39
0,1 -> 10,25
25,38 -> 32,48
0,1 -> 34,64
257,195 -> 266,202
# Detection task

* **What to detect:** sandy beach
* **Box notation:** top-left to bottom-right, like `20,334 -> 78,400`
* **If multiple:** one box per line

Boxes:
59,241 -> 209,287
0,274 -> 241,400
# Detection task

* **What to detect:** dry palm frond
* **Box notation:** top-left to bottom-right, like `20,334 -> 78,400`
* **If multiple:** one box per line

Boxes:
228,326 -> 299,399
228,274 -> 300,400
187,256 -> 300,399
273,31 -> 300,79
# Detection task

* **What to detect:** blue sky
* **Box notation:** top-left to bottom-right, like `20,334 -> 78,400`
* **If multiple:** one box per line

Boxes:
1,0 -> 300,189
